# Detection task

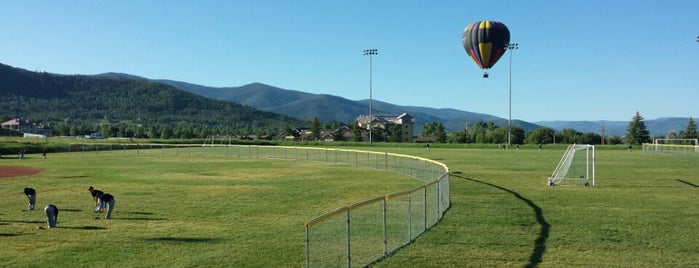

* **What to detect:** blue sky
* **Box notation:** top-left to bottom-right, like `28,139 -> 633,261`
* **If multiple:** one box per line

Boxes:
1,1 -> 697,122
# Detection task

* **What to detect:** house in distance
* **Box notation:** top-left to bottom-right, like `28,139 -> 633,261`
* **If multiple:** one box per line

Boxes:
356,113 -> 415,142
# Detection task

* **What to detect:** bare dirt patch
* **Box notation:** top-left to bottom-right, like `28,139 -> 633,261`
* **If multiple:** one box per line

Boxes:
0,166 -> 43,179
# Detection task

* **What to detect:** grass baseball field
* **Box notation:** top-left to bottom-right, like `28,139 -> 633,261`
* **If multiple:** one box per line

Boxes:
0,143 -> 697,267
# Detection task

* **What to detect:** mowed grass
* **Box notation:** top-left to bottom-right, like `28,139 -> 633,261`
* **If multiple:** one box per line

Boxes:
0,149 -> 420,267
1,145 -> 697,267
368,147 -> 699,267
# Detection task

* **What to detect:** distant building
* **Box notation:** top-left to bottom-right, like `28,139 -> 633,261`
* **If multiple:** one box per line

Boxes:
277,125 -> 352,142
356,113 -> 415,142
84,133 -> 103,139
1,118 -> 52,137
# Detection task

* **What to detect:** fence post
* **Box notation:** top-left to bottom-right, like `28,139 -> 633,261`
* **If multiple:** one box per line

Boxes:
305,225 -> 311,268
408,194 -> 412,242
346,209 -> 352,268
382,197 -> 388,257
437,180 -> 441,219
423,187 -> 427,232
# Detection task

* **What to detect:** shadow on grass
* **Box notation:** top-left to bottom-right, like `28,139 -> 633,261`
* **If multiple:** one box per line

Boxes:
677,179 -> 698,188
144,237 -> 223,243
60,208 -> 82,212
85,211 -> 161,221
122,211 -> 155,215
452,173 -> 550,268
0,233 -> 26,237
113,217 -> 166,221
57,175 -> 89,179
1,220 -> 44,224
61,226 -> 107,230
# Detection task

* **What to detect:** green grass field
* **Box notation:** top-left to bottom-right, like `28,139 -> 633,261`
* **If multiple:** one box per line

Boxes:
373,147 -> 699,267
1,144 -> 697,267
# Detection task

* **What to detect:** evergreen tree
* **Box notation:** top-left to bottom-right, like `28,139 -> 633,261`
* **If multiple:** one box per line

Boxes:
372,126 -> 385,142
99,124 -> 113,138
148,126 -> 158,139
681,117 -> 697,139
388,124 -> 403,142
334,126 -> 346,141
160,126 -> 172,139
434,123 -> 447,143
283,124 -> 294,137
667,130 -> 678,139
422,122 -> 446,143
135,126 -> 145,138
624,111 -> 650,145
510,126 -> 526,145
311,117 -> 321,141
350,120 -> 362,142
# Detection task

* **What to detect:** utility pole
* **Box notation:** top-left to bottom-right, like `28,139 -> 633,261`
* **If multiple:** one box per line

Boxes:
363,49 -> 378,144
506,43 -> 518,148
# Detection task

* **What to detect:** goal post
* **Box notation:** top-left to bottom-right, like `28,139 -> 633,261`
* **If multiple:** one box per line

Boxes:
547,144 -> 595,187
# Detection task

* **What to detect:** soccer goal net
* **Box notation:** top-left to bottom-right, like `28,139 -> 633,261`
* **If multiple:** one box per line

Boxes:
202,135 -> 233,147
547,144 -> 595,187
643,139 -> 699,155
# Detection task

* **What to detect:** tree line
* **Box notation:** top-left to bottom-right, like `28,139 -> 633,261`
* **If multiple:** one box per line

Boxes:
421,112 -> 697,145
13,112 -> 690,145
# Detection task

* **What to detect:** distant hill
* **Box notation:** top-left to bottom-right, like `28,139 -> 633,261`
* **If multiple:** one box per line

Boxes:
2,62 -> 691,137
0,63 -> 305,130
157,80 -> 543,132
158,79 -> 694,136
536,118 -> 693,137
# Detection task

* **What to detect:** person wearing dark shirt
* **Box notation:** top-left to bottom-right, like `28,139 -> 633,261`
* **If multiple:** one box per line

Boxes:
23,187 -> 36,211
88,186 -> 104,210
44,204 -> 59,228
95,193 -> 115,219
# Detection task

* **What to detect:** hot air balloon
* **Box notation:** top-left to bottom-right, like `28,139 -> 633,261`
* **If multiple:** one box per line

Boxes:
462,20 -> 510,78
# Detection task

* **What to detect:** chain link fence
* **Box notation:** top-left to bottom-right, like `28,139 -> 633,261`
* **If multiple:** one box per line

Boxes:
50,143 -> 450,267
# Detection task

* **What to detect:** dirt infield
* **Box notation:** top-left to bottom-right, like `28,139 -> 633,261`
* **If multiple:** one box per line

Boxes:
0,166 -> 43,179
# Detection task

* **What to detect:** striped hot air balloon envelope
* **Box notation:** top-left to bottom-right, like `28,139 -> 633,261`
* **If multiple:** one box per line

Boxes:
462,20 -> 510,77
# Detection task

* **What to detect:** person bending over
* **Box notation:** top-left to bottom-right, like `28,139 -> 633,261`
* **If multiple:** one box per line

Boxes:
95,193 -> 115,219
23,187 -> 36,211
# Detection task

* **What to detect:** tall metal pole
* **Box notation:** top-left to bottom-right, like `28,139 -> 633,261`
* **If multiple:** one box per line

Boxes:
507,43 -> 518,148
363,49 -> 378,144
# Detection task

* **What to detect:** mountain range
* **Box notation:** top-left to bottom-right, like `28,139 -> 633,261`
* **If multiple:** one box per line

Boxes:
1,62 -> 691,137
0,63 -> 305,130
153,79 -> 691,137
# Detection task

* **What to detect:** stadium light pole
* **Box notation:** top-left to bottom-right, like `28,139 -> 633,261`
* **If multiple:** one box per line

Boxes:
507,43 -> 518,148
363,49 -> 378,144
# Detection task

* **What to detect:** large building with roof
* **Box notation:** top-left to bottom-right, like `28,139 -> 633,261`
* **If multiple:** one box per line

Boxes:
1,118 -> 52,137
356,113 -> 415,142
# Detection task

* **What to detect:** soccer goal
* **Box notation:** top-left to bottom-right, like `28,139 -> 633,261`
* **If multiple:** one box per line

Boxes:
202,135 -> 233,147
547,144 -> 595,187
643,139 -> 699,155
